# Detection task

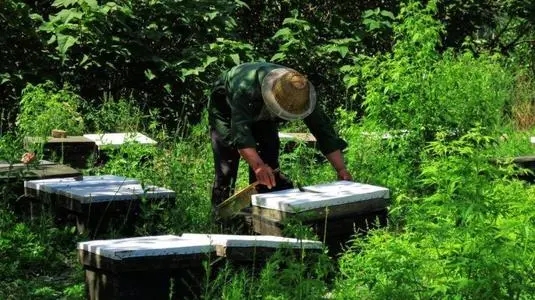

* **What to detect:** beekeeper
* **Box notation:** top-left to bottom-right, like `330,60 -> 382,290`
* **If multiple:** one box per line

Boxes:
208,62 -> 352,209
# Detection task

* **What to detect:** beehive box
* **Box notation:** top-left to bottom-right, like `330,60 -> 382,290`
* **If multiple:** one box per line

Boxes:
25,175 -> 175,235
24,136 -> 97,168
251,181 -> 390,253
0,160 -> 81,184
180,233 -> 323,262
1,160 -> 82,219
78,235 -> 216,300
78,234 -> 323,299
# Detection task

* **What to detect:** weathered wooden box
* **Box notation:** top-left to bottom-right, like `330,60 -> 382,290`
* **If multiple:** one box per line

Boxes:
78,235 -> 216,300
251,181 -> 390,253
24,136 -> 98,169
25,175 -> 175,235
78,234 -> 323,299
180,233 -> 323,264
1,160 -> 82,218
1,160 -> 81,187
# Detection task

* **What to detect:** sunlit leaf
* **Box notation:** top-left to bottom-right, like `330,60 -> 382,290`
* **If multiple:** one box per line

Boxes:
144,69 -> 156,81
230,53 -> 240,65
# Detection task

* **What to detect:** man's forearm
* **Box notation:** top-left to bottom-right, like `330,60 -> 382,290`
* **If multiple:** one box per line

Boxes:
326,149 -> 353,181
325,149 -> 347,172
238,148 -> 264,169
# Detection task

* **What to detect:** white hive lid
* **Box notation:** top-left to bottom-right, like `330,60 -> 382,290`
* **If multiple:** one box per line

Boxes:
77,235 -> 214,260
251,181 -> 389,212
58,183 -> 175,203
83,132 -> 156,147
25,175 -> 138,193
180,233 -> 322,249
25,175 -> 175,203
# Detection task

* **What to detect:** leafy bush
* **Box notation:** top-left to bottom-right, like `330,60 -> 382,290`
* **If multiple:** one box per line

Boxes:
362,2 -> 512,138
334,128 -> 535,299
17,81 -> 85,137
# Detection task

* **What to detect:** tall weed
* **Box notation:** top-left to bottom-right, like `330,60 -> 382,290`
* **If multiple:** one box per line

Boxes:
510,70 -> 535,131
90,116 -> 214,234
83,94 -> 153,134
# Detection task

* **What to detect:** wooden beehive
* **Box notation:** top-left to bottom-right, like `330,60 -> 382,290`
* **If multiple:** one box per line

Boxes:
250,181 -> 390,254
78,235 -> 216,300
25,175 -> 175,235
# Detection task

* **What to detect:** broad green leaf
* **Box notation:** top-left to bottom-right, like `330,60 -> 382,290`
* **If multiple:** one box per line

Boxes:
272,28 -> 292,39
230,54 -> 240,65
234,0 -> 249,9
1,73 -> 11,85
205,11 -> 218,20
203,56 -> 218,68
57,34 -> 78,55
47,35 -> 57,45
164,84 -> 171,94
145,69 -> 156,81
338,46 -> 349,58
85,0 -> 98,9
380,10 -> 395,19
79,54 -> 90,66
270,52 -> 286,62
30,13 -> 44,22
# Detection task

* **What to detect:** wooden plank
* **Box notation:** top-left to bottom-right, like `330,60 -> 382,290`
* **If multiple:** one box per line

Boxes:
252,209 -> 389,254
279,132 -> 317,153
0,160 -> 81,182
278,132 -> 317,143
24,136 -> 95,145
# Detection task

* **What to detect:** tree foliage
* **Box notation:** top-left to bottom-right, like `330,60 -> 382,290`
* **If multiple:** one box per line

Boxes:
0,0 -> 534,134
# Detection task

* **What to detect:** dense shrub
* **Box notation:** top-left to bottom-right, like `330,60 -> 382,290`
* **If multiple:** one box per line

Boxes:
17,82 -> 85,137
334,129 -> 535,299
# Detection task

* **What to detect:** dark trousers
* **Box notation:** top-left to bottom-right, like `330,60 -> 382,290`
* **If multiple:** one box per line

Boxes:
210,121 -> 294,207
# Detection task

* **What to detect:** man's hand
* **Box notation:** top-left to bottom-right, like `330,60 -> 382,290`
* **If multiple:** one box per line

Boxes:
337,168 -> 353,181
239,147 -> 277,189
254,164 -> 276,189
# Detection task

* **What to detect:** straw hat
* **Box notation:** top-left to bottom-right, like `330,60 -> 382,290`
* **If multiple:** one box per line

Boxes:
261,68 -> 316,120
